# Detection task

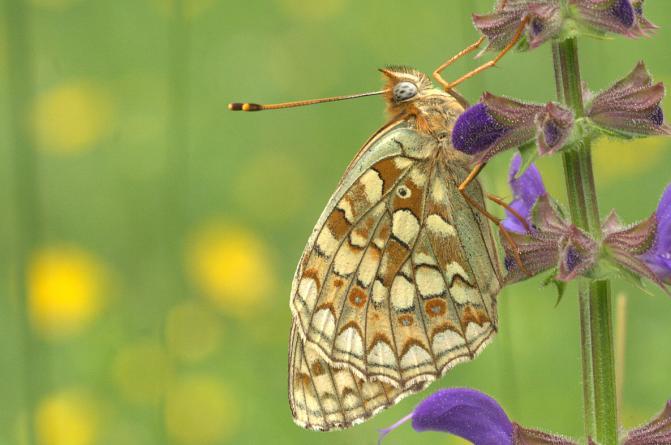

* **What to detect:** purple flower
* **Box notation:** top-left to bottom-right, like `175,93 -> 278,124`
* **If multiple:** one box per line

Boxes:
571,0 -> 658,38
602,184 -> 671,290
378,387 -> 577,445
452,93 -> 573,162
586,62 -> 671,137
639,184 -> 671,283
502,154 -> 547,234
472,1 -> 563,53
624,400 -> 671,444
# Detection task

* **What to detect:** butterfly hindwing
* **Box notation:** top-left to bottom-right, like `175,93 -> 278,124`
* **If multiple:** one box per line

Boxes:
289,120 -> 503,429
289,321 -> 429,431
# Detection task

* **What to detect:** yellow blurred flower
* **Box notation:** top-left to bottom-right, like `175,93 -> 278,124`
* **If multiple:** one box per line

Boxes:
165,375 -> 238,445
166,300 -> 222,362
187,221 -> 275,318
33,81 -> 113,154
28,246 -> 107,339
151,0 -> 215,19
35,389 -> 100,445
112,339 -> 172,406
277,0 -> 347,21
593,136 -> 668,185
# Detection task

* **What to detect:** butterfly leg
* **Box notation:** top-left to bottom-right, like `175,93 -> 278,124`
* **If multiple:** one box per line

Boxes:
458,163 -> 531,276
434,16 -> 530,91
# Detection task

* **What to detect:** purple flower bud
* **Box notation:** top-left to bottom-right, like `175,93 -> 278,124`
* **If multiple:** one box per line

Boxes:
379,387 -> 578,445
502,154 -> 547,234
472,1 -> 563,53
624,400 -> 671,444
525,3 -> 564,49
571,0 -> 658,38
536,103 -> 575,155
452,94 -> 572,162
586,62 -> 671,137
556,226 -> 599,282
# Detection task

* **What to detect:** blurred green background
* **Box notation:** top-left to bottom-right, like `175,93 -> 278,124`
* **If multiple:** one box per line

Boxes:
1,0 -> 671,444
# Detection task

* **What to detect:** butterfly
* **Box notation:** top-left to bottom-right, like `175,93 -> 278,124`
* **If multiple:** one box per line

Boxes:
229,26 -> 529,431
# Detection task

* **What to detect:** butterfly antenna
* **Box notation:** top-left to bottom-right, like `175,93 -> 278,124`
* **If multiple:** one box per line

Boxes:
228,90 -> 387,112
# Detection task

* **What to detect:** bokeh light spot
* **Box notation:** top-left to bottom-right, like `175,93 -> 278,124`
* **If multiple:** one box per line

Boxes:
36,389 -> 100,445
187,221 -> 275,318
112,339 -> 172,406
234,152 -> 308,224
165,300 -> 222,362
276,0 -> 347,21
593,136 -> 667,185
165,375 -> 238,445
28,246 -> 107,340
33,81 -> 113,154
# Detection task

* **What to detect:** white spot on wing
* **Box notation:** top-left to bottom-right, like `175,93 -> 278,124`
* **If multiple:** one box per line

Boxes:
334,244 -> 361,276
415,266 -> 445,298
316,228 -> 338,257
367,341 -> 396,367
372,280 -> 388,304
450,282 -> 480,304
446,261 -> 470,284
426,214 -> 456,237
432,329 -> 466,355
335,327 -> 364,357
357,249 -> 379,287
392,209 -> 420,245
465,322 -> 491,343
298,277 -> 318,307
311,308 -> 336,340
390,275 -> 415,310
399,345 -> 432,370
360,170 -> 384,202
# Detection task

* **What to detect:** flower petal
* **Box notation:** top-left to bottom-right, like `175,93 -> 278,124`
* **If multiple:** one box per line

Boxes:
452,102 -> 507,155
411,388 -> 513,445
502,154 -> 546,234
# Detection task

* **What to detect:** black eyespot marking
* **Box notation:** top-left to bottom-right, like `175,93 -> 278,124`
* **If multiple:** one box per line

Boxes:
396,186 -> 411,198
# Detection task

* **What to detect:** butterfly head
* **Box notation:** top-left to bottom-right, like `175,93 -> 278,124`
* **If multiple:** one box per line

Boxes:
380,66 -> 434,112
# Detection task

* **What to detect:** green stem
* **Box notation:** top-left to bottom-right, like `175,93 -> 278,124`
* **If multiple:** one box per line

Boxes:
552,39 -> 618,444
4,1 -> 40,444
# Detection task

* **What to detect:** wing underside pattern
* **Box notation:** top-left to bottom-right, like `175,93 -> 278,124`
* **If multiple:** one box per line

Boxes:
288,126 -> 502,430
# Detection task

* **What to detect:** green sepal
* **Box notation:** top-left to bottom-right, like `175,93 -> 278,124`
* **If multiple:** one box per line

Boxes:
541,270 -> 566,307
514,141 -> 539,179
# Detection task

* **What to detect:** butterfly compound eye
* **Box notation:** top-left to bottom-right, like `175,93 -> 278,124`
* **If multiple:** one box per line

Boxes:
392,81 -> 418,102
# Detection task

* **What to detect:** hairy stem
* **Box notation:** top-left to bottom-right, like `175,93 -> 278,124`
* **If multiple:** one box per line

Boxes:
552,39 -> 618,444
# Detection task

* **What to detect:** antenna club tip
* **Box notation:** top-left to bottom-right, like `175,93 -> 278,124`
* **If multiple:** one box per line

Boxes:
228,102 -> 262,112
